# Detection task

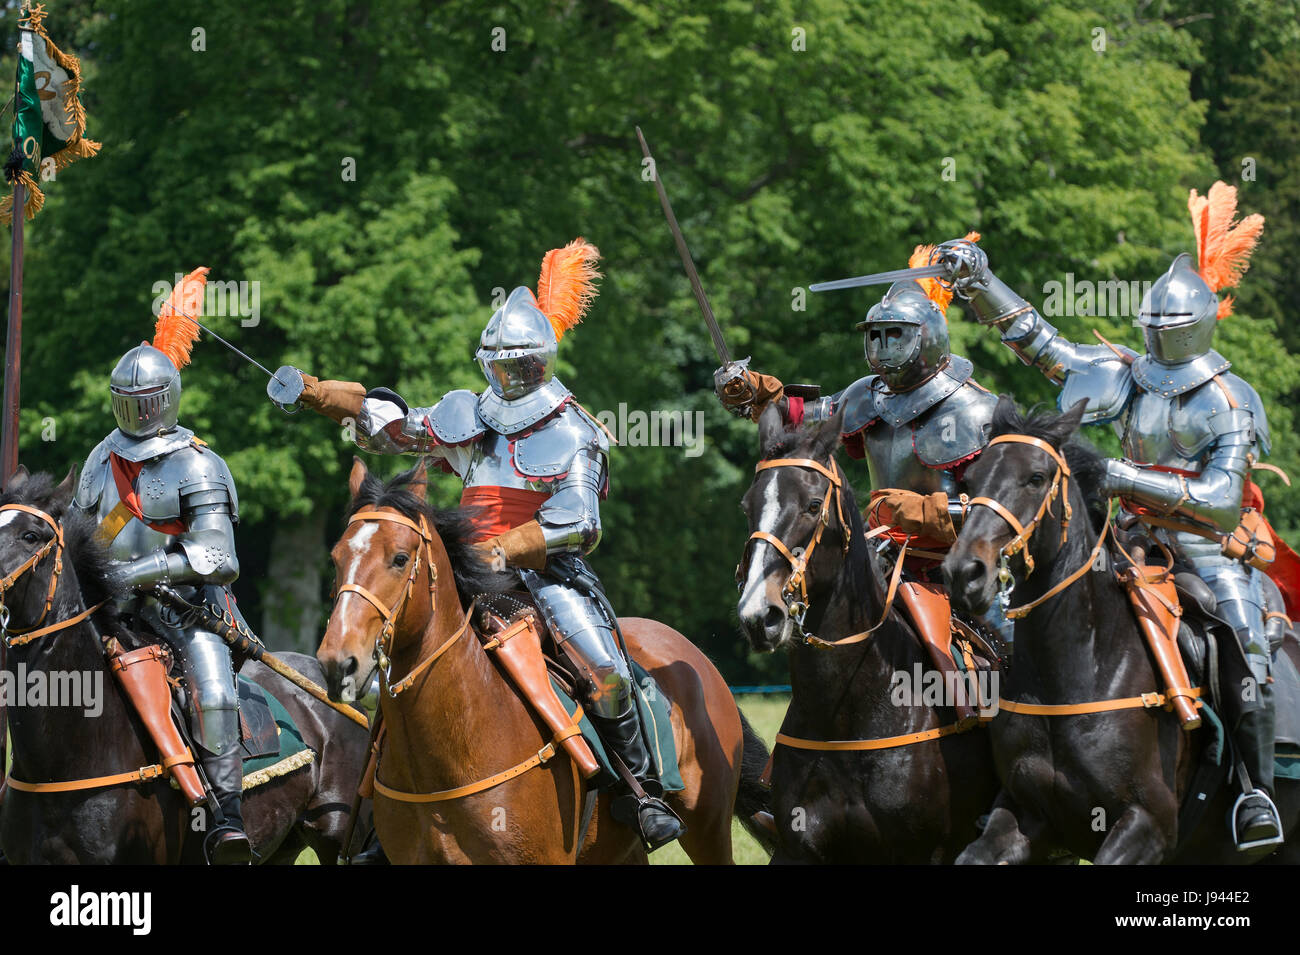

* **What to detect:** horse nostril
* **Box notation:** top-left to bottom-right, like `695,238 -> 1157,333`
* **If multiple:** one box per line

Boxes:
763,606 -> 786,632
342,655 -> 359,678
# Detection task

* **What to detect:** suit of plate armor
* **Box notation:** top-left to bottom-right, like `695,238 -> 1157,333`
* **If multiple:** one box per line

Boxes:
943,242 -> 1284,847
338,286 -> 682,846
72,344 -> 250,862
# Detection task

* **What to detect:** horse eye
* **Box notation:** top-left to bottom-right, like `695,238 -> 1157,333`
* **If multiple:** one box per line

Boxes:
393,553 -> 410,568
1028,472 -> 1046,488
807,499 -> 823,514
21,531 -> 38,544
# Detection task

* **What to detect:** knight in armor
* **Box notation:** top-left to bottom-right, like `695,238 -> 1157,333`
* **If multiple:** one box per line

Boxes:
274,239 -> 685,849
938,182 -> 1285,850
717,236 -> 1005,724
72,269 -> 251,863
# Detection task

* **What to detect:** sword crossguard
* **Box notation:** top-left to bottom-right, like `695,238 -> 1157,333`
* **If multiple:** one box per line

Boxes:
713,358 -> 757,419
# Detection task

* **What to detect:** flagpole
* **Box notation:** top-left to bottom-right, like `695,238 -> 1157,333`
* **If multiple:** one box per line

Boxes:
1,178 -> 22,482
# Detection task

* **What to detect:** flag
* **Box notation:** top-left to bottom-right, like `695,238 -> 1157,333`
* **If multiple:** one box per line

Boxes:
0,3 -> 99,223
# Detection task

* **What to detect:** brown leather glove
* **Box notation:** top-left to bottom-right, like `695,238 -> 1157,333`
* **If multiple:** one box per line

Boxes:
475,520 -> 548,571
869,490 -> 957,545
300,373 -> 367,425
717,369 -> 785,422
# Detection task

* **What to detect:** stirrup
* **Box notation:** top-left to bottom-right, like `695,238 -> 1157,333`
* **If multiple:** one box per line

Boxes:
1231,790 -> 1284,852
205,825 -> 253,865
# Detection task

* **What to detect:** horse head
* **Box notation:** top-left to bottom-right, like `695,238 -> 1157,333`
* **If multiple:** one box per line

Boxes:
943,397 -> 1094,616
736,402 -> 855,651
0,466 -> 84,633
319,457 -> 439,702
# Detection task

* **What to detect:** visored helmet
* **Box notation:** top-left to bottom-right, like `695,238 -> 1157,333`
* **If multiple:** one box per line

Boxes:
1138,253 -> 1219,364
856,280 -> 950,392
110,344 -> 181,437
475,286 -> 558,400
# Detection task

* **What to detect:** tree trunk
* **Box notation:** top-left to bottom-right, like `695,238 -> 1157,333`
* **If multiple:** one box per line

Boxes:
261,511 -> 327,655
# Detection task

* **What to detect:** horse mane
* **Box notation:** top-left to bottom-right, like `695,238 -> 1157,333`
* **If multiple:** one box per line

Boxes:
0,472 -> 124,625
346,464 -> 515,604
989,400 -> 1109,531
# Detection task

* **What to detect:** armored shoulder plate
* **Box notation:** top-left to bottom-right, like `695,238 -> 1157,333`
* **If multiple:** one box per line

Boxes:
74,439 -> 112,510
140,443 -> 240,523
1058,344 -> 1136,423
476,377 -> 572,436
103,425 -> 197,464
1131,350 -> 1231,399
837,375 -> 880,437
426,389 -> 486,445
912,380 -> 998,468
870,355 -> 974,428
1172,374 -> 1269,459
1216,372 -> 1270,454
512,402 -> 609,480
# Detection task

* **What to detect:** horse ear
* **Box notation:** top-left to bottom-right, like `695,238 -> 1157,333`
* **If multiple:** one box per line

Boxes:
757,401 -> 786,458
811,406 -> 845,460
1044,398 -> 1088,447
50,467 -> 77,514
407,459 -> 428,499
348,456 -> 368,501
4,464 -> 29,493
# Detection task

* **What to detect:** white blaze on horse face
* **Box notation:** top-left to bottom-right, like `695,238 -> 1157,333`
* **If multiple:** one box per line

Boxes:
0,509 -> 24,528
738,477 -> 783,622
336,522 -> 379,612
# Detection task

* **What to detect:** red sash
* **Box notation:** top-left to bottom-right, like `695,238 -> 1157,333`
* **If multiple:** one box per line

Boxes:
460,486 -> 550,543
108,454 -> 187,536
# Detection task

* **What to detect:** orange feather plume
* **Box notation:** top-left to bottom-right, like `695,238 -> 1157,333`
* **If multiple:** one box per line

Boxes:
152,266 -> 210,370
535,238 -> 601,341
1187,182 -> 1263,320
909,231 -> 980,312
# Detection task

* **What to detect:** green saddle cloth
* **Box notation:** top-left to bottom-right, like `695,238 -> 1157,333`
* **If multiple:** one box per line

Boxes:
237,676 -> 310,776
549,661 -> 683,793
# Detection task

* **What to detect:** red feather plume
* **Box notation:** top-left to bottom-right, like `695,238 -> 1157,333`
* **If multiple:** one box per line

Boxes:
535,239 -> 601,341
152,266 -> 210,370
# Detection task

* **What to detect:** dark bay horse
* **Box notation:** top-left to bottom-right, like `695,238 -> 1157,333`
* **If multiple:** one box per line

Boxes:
736,404 -> 998,863
0,467 -> 371,864
317,458 -> 772,864
943,398 -> 1300,864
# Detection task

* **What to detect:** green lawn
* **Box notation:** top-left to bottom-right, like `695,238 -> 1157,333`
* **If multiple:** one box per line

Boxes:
294,693 -> 791,865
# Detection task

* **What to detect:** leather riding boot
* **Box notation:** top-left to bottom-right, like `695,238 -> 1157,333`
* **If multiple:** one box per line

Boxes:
199,744 -> 252,865
590,704 -> 685,850
1232,682 -> 1282,851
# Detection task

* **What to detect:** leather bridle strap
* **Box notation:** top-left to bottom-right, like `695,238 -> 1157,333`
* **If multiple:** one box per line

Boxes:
1000,502 -> 1114,621
4,600 -> 107,648
775,718 -> 976,752
0,503 -> 66,634
967,434 -> 1072,576
999,685 -> 1202,717
385,599 -> 477,698
5,761 -> 170,794
804,537 -> 909,648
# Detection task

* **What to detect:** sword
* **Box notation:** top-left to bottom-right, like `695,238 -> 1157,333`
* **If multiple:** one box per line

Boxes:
636,126 -> 735,368
809,262 -> 950,293
158,298 -> 304,412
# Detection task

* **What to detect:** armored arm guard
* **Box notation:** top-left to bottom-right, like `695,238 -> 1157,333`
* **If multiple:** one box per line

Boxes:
536,447 -> 605,555
114,484 -> 240,590
1104,409 -> 1257,533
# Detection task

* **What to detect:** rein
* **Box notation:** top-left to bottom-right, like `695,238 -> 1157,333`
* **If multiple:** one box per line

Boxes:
740,456 -> 905,647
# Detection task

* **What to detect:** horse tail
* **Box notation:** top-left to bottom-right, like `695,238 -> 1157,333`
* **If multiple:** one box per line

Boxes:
734,712 -> 777,855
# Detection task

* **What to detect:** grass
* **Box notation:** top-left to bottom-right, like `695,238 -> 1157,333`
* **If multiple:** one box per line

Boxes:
293,693 -> 791,865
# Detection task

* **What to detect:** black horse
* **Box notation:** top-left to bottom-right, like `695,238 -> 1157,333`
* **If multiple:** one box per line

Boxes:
943,398 -> 1300,864
736,405 -> 998,863
0,467 -> 372,864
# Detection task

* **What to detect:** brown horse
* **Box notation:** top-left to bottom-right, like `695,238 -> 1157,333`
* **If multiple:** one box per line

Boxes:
317,458 -> 772,864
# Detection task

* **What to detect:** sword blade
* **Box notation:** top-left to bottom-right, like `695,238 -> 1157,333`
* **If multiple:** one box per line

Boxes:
159,299 -> 275,378
809,263 -> 950,293
636,126 -> 731,366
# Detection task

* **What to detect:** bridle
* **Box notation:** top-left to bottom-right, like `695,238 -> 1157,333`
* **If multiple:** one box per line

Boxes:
738,456 -> 852,633
334,508 -> 473,697
0,502 -> 105,648
965,434 -> 1110,620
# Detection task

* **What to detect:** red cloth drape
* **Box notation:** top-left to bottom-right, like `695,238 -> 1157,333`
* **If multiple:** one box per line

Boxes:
459,485 -> 550,543
108,453 -> 187,535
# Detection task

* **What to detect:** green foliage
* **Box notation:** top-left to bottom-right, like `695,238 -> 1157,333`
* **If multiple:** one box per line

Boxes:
0,0 -> 1293,679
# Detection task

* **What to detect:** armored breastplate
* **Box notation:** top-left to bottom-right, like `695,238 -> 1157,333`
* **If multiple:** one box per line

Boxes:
1121,390 -> 1197,471
861,425 -> 960,495
461,431 -> 553,492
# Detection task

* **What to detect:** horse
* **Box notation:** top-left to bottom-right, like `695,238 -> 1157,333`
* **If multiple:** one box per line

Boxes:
0,467 -> 372,864
734,403 -> 999,863
943,398 -> 1300,864
316,457 -> 773,864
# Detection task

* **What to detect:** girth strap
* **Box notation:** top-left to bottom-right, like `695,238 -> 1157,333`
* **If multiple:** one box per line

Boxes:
998,685 -> 1203,718
775,719 -> 976,753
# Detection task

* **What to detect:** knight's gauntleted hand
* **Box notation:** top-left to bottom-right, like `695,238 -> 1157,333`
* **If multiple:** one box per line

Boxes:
474,520 -> 548,571
1101,458 -> 1141,500
295,370 -> 367,426
932,238 -> 990,300
714,362 -> 784,421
